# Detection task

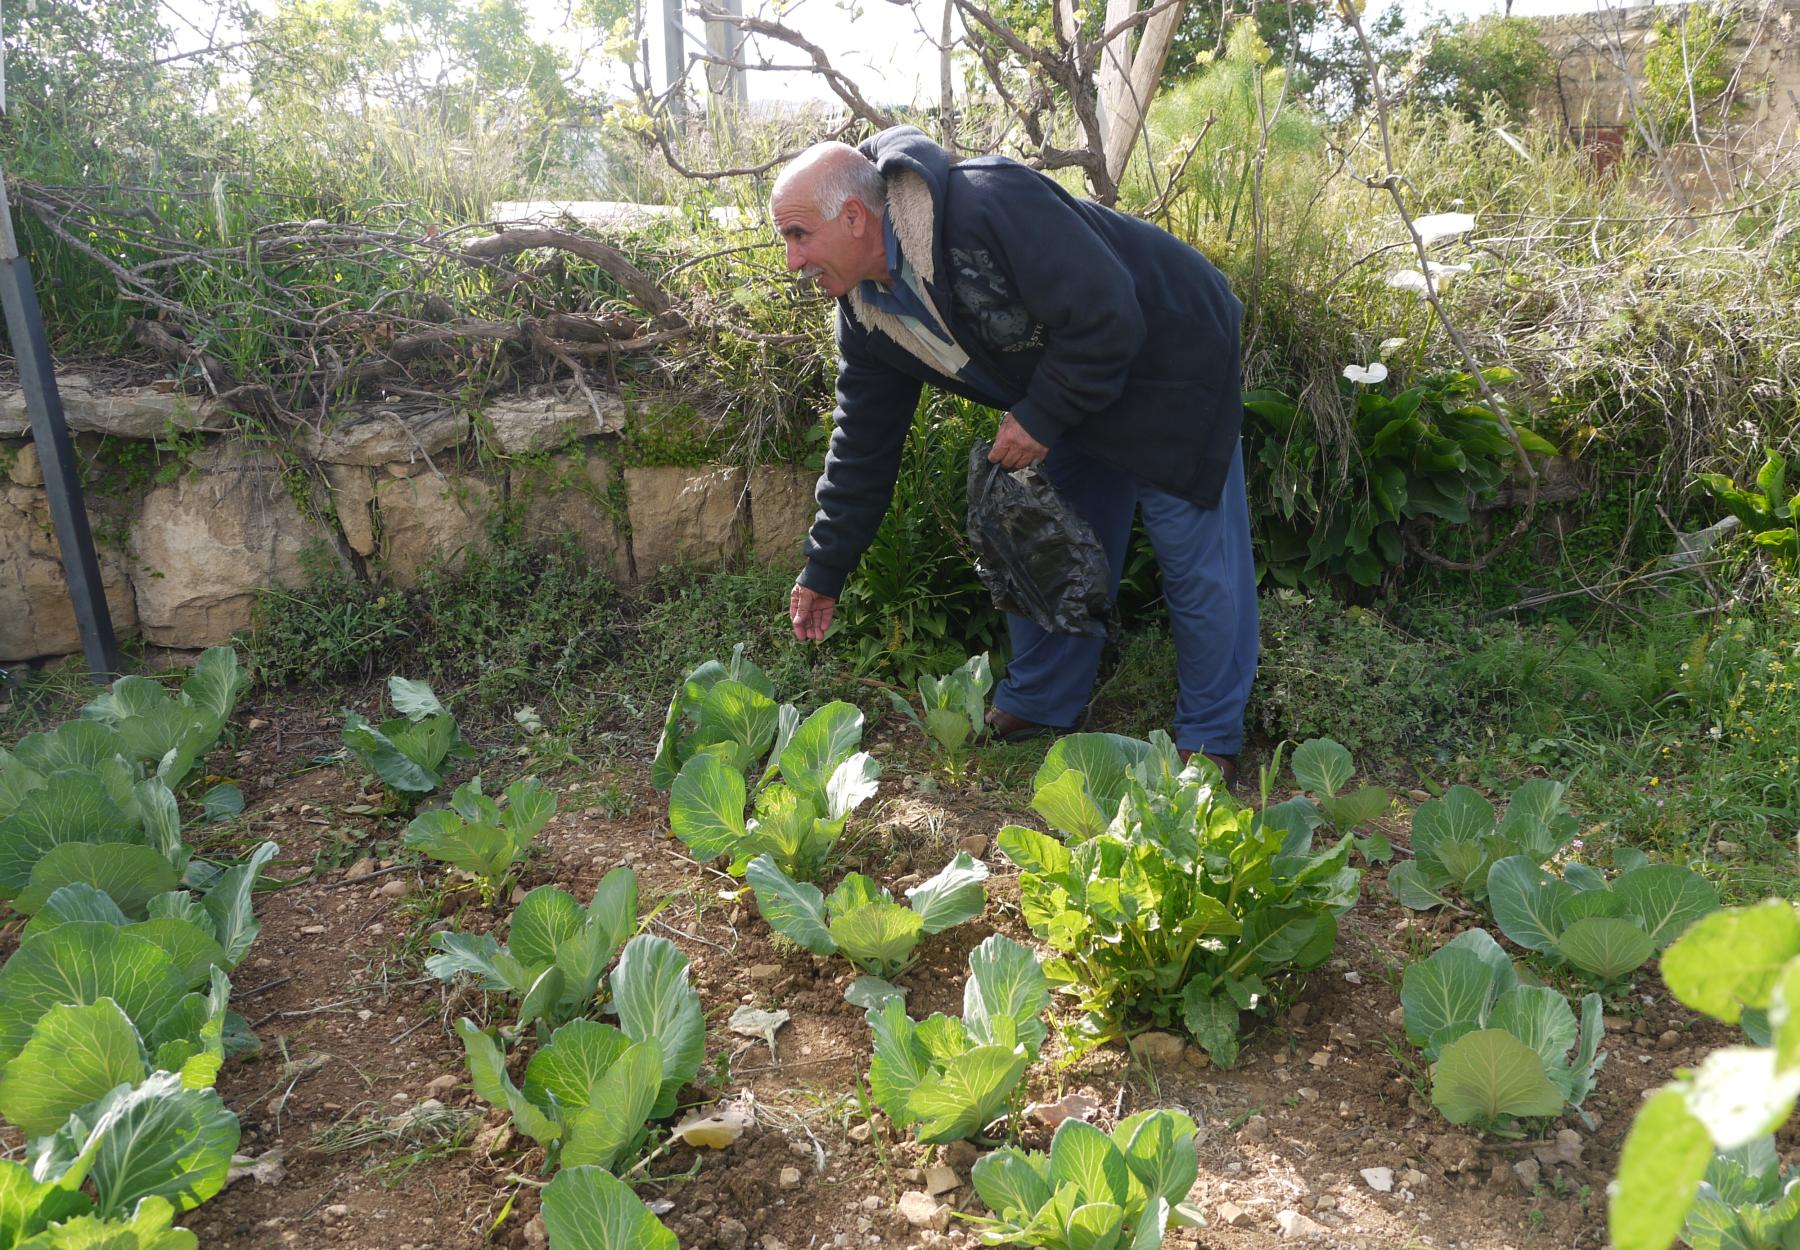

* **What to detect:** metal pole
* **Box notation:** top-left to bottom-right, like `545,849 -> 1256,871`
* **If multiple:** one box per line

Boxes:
0,172 -> 121,679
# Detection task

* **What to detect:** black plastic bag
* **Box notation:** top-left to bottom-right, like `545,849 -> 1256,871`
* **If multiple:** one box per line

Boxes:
965,441 -> 1116,639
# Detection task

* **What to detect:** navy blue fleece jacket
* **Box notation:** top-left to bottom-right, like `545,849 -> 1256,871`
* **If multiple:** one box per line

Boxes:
798,127 -> 1244,600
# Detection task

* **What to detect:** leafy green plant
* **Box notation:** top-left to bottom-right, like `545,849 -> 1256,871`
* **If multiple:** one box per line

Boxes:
340,676 -> 474,797
668,701 -> 880,879
453,932 -> 705,1159
1401,929 -> 1606,1130
650,646 -> 783,790
746,852 -> 988,986
403,776 -> 556,903
1610,900 -> 1800,1250
1696,450 -> 1798,569
78,646 -> 247,789
969,1110 -> 1207,1249
1488,849 -> 1719,986
541,1164 -> 677,1250
0,1164 -> 195,1250
1386,779 -> 1579,912
886,653 -> 993,763
866,935 -> 1048,1144
425,868 -> 639,1030
1000,733 -> 1363,1066
1245,369 -> 1557,589
1678,1139 -> 1800,1250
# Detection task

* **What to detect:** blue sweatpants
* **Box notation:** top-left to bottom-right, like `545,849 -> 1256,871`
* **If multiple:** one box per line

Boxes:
991,441 -> 1259,756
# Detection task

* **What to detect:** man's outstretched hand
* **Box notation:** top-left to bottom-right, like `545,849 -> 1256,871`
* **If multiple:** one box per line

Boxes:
988,412 -> 1049,471
790,583 -> 837,641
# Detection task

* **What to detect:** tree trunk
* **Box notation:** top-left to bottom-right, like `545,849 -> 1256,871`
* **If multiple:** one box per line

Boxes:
1097,0 -> 1185,189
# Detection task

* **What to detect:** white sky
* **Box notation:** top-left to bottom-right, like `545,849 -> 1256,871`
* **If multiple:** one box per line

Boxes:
152,0 -> 1645,109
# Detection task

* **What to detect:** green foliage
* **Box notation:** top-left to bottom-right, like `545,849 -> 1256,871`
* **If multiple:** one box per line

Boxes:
1680,1139 -> 1800,1250
1400,929 -> 1606,1129
866,935 -> 1048,1143
1610,900 -> 1800,1250
888,654 -> 994,763
541,1165 -> 678,1250
1247,368 -> 1555,590
1695,451 -> 1799,569
340,677 -> 475,797
666,695 -> 880,880
425,868 -> 639,1029
970,1111 -> 1207,1249
747,852 -> 989,980
651,647 -> 781,790
1387,779 -> 1578,912
1489,852 -> 1719,986
999,733 -> 1364,1066
1410,17 -> 1553,123
78,648 -> 247,790
1641,3 -> 1740,143
403,776 -> 556,903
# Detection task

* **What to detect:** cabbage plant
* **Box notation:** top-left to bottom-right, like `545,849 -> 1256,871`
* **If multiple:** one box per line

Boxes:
970,1111 -> 1207,1249
1678,1139 -> 1799,1250
1488,848 -> 1718,986
340,676 -> 474,796
867,934 -> 1048,1143
746,852 -> 988,985
887,652 -> 992,762
403,775 -> 556,903
426,868 -> 639,1029
542,1165 -> 677,1250
1401,929 -> 1606,1129
79,646 -> 247,789
668,701 -> 879,879
455,932 -> 706,1161
650,646 -> 787,790
1001,732 -> 1363,1066
1386,779 -> 1578,912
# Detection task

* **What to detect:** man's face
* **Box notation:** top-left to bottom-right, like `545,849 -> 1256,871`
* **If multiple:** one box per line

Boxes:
773,190 -> 876,298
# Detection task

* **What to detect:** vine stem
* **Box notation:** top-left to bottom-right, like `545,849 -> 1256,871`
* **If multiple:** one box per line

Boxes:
1334,0 -> 1541,574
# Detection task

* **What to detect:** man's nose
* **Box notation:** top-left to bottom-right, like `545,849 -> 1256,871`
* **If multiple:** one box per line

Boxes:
784,241 -> 804,271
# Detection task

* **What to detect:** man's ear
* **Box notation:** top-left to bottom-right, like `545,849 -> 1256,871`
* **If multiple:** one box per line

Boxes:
843,197 -> 868,236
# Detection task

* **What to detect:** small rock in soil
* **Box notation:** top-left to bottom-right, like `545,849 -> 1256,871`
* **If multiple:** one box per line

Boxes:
1427,1132 -> 1480,1172
1401,1169 -> 1428,1189
860,1197 -> 882,1213
522,1216 -> 548,1250
1241,1115 -> 1270,1142
1131,1032 -> 1186,1064
849,1123 -> 872,1142
321,1204 -> 351,1226
1658,1029 -> 1681,1050
779,1167 -> 802,1188
1602,1015 -> 1630,1031
923,1165 -> 959,1196
1361,1167 -> 1394,1192
1513,1159 -> 1541,1192
378,878 -> 411,898
1276,1210 -> 1326,1239
300,925 -> 326,936
957,834 -> 989,857
1217,1202 -> 1253,1228
345,857 -> 377,880
425,1074 -> 458,1098
941,1141 -> 980,1172
898,1192 -> 950,1232
750,964 -> 782,980
1288,1003 -> 1312,1026
717,1217 -> 750,1250
1184,1045 -> 1210,1068
1533,1128 -> 1585,1168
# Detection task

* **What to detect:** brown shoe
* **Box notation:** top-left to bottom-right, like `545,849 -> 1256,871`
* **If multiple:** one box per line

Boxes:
1178,748 -> 1238,789
982,707 -> 1063,744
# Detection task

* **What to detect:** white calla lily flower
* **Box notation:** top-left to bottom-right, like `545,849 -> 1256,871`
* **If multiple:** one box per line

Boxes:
1412,212 -> 1476,244
1342,362 -> 1389,385
1385,270 -> 1430,293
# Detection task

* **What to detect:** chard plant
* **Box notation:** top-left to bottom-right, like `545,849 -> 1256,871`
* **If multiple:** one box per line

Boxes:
1401,929 -> 1606,1130
340,676 -> 474,797
969,1110 -> 1207,1249
668,701 -> 880,879
1000,733 -> 1363,1066
1487,847 -> 1718,987
1610,900 -> 1800,1250
426,867 -> 640,1030
866,934 -> 1048,1143
455,932 -> 706,1163
1386,779 -> 1579,913
746,851 -> 988,992
886,652 -> 993,765
403,775 -> 557,904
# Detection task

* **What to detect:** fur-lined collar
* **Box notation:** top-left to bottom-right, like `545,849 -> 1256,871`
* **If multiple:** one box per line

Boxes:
844,169 -> 966,375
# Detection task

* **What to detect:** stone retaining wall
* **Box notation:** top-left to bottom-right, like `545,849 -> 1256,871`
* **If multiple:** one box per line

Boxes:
0,376 -> 819,663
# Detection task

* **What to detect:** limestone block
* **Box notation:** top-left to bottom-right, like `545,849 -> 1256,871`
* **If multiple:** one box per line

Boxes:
514,454 -> 627,578
624,465 -> 747,576
5,440 -> 41,487
296,402 -> 469,467
373,471 -> 495,590
0,375 -> 232,439
749,463 -> 819,565
485,392 -> 624,455
131,444 -> 329,646
0,484 -> 138,662
324,465 -> 378,557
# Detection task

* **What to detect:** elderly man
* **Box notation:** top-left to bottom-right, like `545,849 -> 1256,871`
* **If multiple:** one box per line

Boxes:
773,126 -> 1257,782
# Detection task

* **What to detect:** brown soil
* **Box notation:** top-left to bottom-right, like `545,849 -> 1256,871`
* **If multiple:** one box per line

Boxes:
43,695 -> 1751,1250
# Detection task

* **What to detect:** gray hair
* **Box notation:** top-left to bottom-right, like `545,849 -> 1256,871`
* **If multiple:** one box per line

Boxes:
776,142 -> 886,221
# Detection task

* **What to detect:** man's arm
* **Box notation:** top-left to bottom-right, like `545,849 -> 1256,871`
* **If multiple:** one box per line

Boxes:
964,169 -> 1146,448
795,315 -> 924,608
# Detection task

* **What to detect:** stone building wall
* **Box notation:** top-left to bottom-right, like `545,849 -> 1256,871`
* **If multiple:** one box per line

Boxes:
1532,0 -> 1800,166
0,377 -> 819,663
